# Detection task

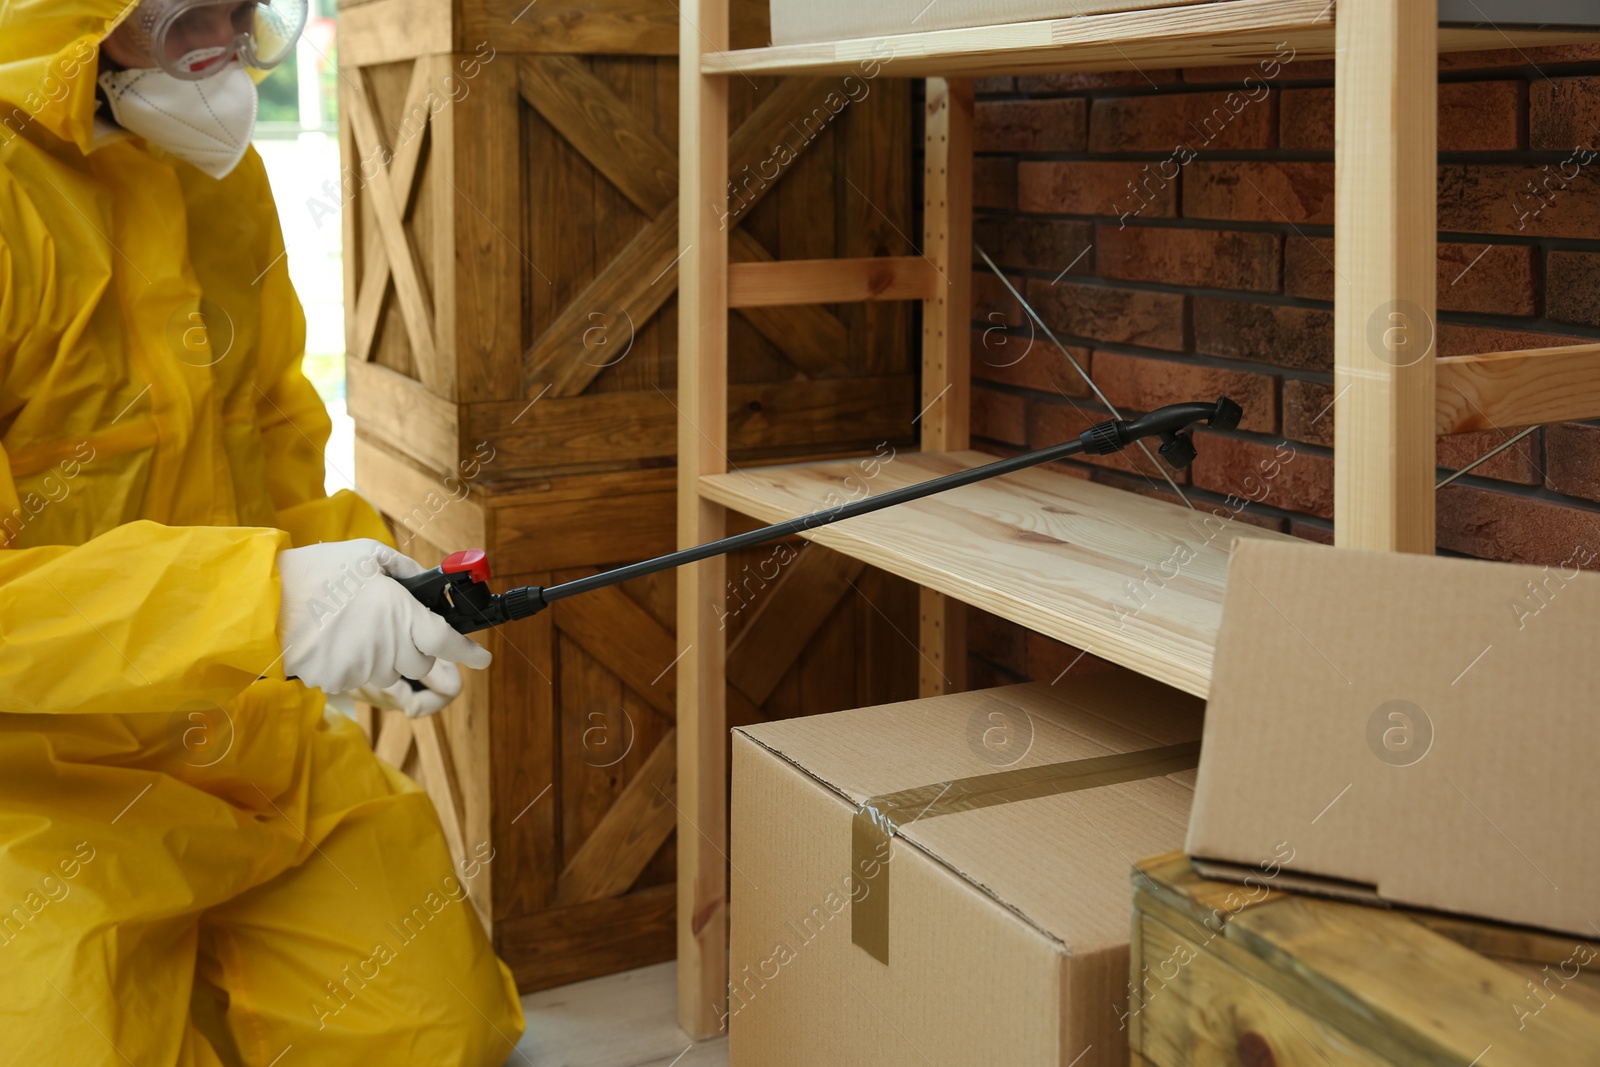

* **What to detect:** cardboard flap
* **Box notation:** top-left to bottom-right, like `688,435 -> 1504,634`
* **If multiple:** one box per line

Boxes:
1189,540 -> 1600,937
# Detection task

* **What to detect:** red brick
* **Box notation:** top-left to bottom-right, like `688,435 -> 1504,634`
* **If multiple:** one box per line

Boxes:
973,326 -> 1042,384
1440,44 -> 1600,70
1091,351 -> 1278,433
1086,467 -> 1188,507
973,216 -> 1093,273
1438,429 -> 1544,486
1530,77 -> 1600,149
1088,90 -> 1275,152
974,76 -> 1015,94
1438,81 -> 1526,151
1191,432 -> 1334,519
973,384 -> 1026,446
1194,298 -> 1332,371
1026,278 -> 1188,350
1095,225 -> 1280,292
1183,162 -> 1335,224
1439,163 -> 1600,239
1021,396 -> 1102,449
1281,236 -> 1336,300
1437,485 -> 1600,568
1280,60 -> 1335,79
1018,161 -> 1176,219
1023,631 -> 1116,682
1437,324 -> 1591,358
974,157 -> 1016,210
1201,500 -> 1288,533
973,271 -> 1023,327
1438,243 -> 1539,315
1284,236 -> 1538,315
1029,399 -> 1190,481
1278,87 -> 1333,151
969,328 -> 1095,398
1183,59 -> 1334,82
968,607 -> 1026,674
1546,423 -> 1600,504
1095,465 -> 1290,531
1281,82 -> 1524,151
1283,379 -> 1335,447
1548,251 -> 1600,327
1041,458 -> 1094,482
975,98 -> 1088,152
1290,520 -> 1334,545
1016,70 -> 1178,92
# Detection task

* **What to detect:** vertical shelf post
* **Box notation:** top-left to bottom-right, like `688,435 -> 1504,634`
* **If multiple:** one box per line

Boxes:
918,77 -> 974,696
1333,0 -> 1438,551
677,0 -> 732,1039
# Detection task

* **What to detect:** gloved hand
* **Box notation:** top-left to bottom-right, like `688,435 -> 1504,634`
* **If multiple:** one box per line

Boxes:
276,539 -> 491,695
350,660 -> 463,719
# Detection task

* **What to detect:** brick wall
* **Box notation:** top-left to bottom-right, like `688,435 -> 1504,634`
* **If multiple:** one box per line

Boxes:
962,45 -> 1600,689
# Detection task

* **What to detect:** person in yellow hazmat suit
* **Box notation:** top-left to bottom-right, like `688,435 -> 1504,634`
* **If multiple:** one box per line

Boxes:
0,1 -> 527,1063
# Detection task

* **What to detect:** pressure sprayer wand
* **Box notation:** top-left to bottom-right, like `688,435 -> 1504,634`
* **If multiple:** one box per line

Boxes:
398,397 -> 1243,636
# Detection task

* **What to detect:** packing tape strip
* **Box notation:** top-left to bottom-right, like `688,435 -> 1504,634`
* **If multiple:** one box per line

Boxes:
850,740 -> 1201,964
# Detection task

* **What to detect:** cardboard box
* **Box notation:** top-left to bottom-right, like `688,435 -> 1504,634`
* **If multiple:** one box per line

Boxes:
1188,539 -> 1600,938
769,0 -> 1212,46
729,675 -> 1204,1066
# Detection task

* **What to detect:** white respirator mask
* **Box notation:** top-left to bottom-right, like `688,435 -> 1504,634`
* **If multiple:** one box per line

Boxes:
98,56 -> 259,179
96,0 -> 308,178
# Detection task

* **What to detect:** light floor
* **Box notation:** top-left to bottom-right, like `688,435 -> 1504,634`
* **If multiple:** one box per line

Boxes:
506,962 -> 729,1067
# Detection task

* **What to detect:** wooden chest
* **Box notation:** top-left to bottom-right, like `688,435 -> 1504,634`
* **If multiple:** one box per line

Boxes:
363,468 -> 919,991
1130,852 -> 1600,1066
337,0 -> 916,485
334,0 -> 922,989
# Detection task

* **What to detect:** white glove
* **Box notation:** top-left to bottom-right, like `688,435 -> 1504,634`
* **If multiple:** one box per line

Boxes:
350,660 -> 463,719
276,539 -> 491,695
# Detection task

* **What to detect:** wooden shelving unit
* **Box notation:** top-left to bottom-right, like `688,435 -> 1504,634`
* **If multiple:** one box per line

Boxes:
700,0 -> 1591,77
676,0 -> 1600,1037
701,452 -> 1292,697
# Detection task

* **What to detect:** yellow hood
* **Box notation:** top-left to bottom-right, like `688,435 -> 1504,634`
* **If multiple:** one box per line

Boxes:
0,0 -> 129,153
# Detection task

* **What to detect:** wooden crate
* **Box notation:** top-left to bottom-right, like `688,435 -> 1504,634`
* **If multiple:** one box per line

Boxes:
338,0 -> 917,483
335,0 -> 923,987
1129,851 -> 1600,1066
353,456 -> 918,989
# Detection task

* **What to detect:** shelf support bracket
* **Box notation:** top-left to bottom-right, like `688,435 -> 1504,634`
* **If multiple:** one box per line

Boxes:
919,77 -> 973,696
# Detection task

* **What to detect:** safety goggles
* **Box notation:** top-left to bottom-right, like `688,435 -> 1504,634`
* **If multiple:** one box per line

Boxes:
109,0 -> 309,80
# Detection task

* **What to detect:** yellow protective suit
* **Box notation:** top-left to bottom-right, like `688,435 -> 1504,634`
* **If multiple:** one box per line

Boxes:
0,4 -> 525,1064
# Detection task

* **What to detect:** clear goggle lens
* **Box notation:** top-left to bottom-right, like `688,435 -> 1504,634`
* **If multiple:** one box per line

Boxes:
140,0 -> 310,79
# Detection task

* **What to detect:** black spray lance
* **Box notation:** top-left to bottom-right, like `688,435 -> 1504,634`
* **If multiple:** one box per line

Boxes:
396,397 -> 1242,638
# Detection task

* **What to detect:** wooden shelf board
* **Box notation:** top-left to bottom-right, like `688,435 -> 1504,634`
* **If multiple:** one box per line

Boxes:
702,0 -> 1600,78
1436,342 -> 1600,434
699,450 -> 1295,698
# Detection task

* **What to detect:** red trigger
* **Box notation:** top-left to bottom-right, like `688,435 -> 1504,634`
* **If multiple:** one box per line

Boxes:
441,549 -> 491,584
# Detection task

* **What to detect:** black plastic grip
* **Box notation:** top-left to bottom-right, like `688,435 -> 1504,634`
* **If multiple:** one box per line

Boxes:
499,586 -> 547,622
1079,420 -> 1125,455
